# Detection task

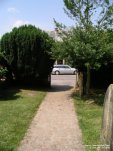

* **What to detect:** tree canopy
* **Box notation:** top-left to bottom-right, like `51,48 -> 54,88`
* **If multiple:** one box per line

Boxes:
64,0 -> 113,28
0,25 -> 55,84
53,0 -> 113,95
58,26 -> 113,69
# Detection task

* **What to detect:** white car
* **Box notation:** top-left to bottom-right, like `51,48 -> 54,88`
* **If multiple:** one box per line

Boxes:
52,64 -> 77,75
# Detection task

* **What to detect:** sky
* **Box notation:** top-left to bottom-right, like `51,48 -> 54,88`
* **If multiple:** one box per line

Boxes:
0,0 -> 74,37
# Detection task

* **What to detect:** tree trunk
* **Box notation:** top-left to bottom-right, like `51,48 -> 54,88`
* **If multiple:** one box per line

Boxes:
75,73 -> 79,89
79,72 -> 84,97
86,64 -> 90,95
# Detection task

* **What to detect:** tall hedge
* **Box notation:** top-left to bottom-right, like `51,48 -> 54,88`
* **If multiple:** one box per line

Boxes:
0,25 -> 54,84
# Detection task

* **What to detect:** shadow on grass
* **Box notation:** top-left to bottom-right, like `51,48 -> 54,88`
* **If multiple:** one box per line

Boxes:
0,86 -> 21,101
0,82 -> 73,101
73,89 -> 105,106
16,83 -> 73,92
15,84 -> 49,92
0,82 -> 49,101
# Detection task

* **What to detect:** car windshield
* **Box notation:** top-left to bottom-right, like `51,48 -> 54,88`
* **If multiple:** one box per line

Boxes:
54,65 -> 71,68
64,66 -> 70,68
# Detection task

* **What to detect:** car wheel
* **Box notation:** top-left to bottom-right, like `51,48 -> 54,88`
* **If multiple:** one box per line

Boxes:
73,71 -> 76,75
55,71 -> 60,75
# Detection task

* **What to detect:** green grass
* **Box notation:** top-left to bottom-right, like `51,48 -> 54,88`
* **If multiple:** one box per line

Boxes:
0,87 -> 46,151
73,90 -> 105,151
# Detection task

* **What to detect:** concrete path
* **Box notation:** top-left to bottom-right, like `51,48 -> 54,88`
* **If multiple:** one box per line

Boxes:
18,75 -> 84,151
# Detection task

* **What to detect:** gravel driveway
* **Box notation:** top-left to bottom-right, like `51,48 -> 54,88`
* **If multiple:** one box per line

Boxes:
18,75 -> 84,151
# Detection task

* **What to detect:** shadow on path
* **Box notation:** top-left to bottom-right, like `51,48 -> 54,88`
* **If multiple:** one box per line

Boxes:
48,85 -> 73,92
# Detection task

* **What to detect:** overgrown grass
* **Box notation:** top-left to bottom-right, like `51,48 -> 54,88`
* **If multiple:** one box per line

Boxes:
73,90 -> 105,151
0,87 -> 46,151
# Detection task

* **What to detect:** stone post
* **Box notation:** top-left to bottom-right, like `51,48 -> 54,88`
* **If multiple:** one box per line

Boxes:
100,84 -> 113,151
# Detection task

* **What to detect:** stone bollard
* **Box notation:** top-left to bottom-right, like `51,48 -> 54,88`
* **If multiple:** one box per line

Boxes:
100,84 -> 113,151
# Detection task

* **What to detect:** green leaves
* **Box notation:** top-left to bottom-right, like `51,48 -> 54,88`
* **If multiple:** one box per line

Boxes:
54,0 -> 113,69
53,24 -> 113,70
63,0 -> 113,29
0,67 -> 7,79
0,25 -> 55,83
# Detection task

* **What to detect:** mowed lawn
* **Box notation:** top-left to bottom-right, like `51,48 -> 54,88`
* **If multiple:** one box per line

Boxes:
0,87 -> 46,151
73,90 -> 105,151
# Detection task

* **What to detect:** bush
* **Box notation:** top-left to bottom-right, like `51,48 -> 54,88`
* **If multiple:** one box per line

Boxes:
0,25 -> 55,85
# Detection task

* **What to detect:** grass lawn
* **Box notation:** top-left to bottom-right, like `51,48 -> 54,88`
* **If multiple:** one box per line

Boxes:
0,87 -> 46,151
73,90 -> 105,151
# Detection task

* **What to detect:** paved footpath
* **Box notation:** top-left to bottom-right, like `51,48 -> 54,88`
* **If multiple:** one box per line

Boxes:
18,75 -> 85,151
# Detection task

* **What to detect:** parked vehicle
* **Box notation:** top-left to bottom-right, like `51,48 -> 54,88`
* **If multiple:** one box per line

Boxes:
52,64 -> 77,75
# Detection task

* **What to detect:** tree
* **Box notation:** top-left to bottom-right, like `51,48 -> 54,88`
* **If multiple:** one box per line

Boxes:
0,53 -> 8,83
53,0 -> 113,95
0,25 -> 55,85
63,0 -> 113,28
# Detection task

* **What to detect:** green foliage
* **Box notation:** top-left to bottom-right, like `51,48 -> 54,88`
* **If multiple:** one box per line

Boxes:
53,0 -> 113,69
0,25 -> 55,83
0,53 -> 8,80
52,41 -> 65,60
52,0 -> 113,94
63,0 -> 113,28
59,26 -> 113,70
0,67 -> 7,79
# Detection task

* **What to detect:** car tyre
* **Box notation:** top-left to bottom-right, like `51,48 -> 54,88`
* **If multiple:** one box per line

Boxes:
55,71 -> 60,75
73,71 -> 76,75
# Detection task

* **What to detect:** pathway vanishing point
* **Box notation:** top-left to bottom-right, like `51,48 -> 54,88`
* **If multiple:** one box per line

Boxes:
18,75 -> 85,151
